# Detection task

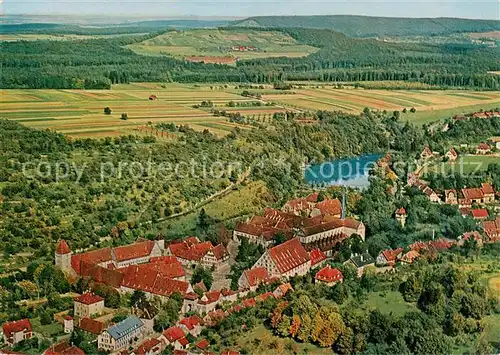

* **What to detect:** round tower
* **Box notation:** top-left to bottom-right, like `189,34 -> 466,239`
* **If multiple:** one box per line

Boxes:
55,240 -> 72,270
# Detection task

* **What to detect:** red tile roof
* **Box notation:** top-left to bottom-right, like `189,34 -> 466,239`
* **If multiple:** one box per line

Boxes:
122,266 -> 190,297
314,199 -> 342,216
380,248 -> 403,262
168,240 -> 215,261
481,183 -> 495,195
309,248 -> 327,266
211,244 -> 229,261
243,267 -> 269,287
315,265 -> 343,283
428,238 -> 454,250
163,326 -> 185,342
81,263 -> 124,288
242,298 -> 257,308
125,261 -> 185,280
178,315 -> 202,330
55,240 -> 71,255
198,291 -> 221,305
136,338 -> 162,355
483,217 -> 500,242
71,248 -> 113,275
195,339 -> 210,350
74,292 -> 104,305
447,148 -> 458,158
477,143 -> 491,150
395,207 -> 406,215
462,188 -> 485,200
150,256 -> 178,264
44,342 -> 85,355
2,319 -> 31,339
112,240 -> 156,262
77,317 -> 104,335
274,282 -> 293,297
268,238 -> 310,274
178,337 -> 189,347
256,292 -> 275,302
472,209 -> 489,219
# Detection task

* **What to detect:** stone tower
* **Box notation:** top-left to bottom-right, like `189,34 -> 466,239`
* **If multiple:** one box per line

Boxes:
55,240 -> 72,270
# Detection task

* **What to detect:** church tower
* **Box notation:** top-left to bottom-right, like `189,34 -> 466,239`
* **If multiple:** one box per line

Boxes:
55,240 -> 72,270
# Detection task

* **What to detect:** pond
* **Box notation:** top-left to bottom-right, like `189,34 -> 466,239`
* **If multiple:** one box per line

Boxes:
304,153 -> 383,189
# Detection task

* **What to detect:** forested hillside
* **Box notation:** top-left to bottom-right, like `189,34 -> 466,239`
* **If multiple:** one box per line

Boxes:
1,27 -> 499,89
234,15 -> 500,37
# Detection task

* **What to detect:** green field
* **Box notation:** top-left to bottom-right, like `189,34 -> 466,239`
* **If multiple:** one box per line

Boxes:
426,155 -> 500,174
127,29 -> 319,60
2,83 -> 499,138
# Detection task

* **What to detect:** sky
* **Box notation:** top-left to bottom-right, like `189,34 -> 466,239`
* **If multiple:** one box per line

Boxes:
2,0 -> 499,20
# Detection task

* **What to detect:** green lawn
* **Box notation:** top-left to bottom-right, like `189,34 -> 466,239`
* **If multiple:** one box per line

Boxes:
482,314 -> 500,344
360,290 -> 416,317
402,102 -> 500,126
426,155 -> 500,174
31,318 -> 64,337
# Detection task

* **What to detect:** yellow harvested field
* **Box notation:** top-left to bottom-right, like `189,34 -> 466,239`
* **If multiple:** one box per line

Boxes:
2,83 -> 499,137
0,83 -> 287,137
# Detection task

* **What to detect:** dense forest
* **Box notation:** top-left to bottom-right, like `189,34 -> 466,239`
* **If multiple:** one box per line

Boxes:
1,27 -> 499,89
234,15 -> 500,37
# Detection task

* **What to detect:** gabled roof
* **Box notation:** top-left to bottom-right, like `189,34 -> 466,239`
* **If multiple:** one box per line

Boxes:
446,148 -> 458,158
268,238 -> 310,274
82,263 -> 124,288
462,187 -> 484,200
309,248 -> 327,266
2,319 -> 31,338
314,198 -> 342,216
349,252 -> 375,268
135,338 -> 162,355
77,317 -> 104,335
211,244 -> 229,260
163,326 -> 185,342
178,315 -> 202,330
74,292 -> 104,305
55,240 -> 71,255
112,240 -> 155,262
472,209 -> 489,219
198,291 -> 221,305
107,316 -> 143,340
44,342 -> 85,355
481,183 -> 495,195
71,248 -> 113,274
242,298 -> 257,308
243,267 -> 269,287
256,292 -> 275,302
380,248 -> 403,262
315,265 -> 343,283
477,142 -> 491,150
168,240 -> 215,261
195,339 -> 210,350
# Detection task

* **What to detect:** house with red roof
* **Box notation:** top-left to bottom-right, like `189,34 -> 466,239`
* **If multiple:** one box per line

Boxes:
252,238 -> 311,278
166,237 -> 229,269
462,183 -> 496,205
74,292 -> 104,319
177,315 -> 203,337
203,309 -> 227,326
43,341 -> 85,355
482,217 -> 500,243
310,198 -> 342,218
315,265 -> 343,286
281,192 -> 318,215
420,146 -> 433,160
134,338 -> 163,355
445,148 -> 458,161
196,291 -> 222,314
458,231 -> 483,247
395,208 -> 407,227
238,267 -> 270,291
400,250 -> 420,264
2,319 -> 32,346
194,339 -> 210,351
376,248 -> 403,266
481,183 -> 496,203
273,282 -> 293,298
112,240 -> 162,268
476,143 -> 491,155
471,209 -> 489,220
77,317 -> 105,335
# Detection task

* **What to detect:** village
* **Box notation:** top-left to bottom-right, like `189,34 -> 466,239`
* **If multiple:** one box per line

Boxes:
2,171 -> 499,355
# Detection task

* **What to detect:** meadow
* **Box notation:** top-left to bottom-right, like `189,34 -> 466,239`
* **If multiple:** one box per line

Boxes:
126,29 -> 319,61
426,155 -> 500,174
261,87 -> 500,125
2,83 -> 499,138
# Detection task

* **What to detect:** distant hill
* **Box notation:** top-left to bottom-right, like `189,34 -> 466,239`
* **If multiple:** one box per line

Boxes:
0,19 -> 232,35
233,15 -> 500,38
